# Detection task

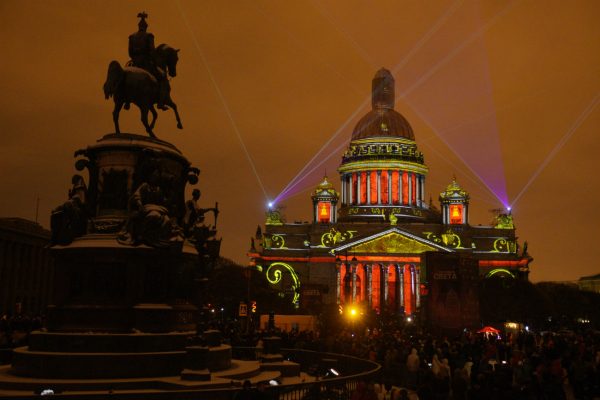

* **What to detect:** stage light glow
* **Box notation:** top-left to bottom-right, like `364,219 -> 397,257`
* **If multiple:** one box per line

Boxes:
268,201 -> 274,209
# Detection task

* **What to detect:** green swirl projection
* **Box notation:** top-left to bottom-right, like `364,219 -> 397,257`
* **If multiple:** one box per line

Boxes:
492,238 -> 516,253
319,228 -> 357,247
486,268 -> 515,279
423,232 -> 442,244
424,231 -> 464,248
266,262 -> 300,305
441,231 -> 464,248
270,234 -> 287,249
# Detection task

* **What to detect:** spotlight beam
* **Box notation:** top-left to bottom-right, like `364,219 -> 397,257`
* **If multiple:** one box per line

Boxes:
511,92 -> 600,207
408,103 -> 508,206
176,0 -> 269,200
275,0 -> 463,202
399,0 -> 519,98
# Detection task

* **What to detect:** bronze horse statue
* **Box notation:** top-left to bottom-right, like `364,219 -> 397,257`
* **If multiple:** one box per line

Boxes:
103,44 -> 182,137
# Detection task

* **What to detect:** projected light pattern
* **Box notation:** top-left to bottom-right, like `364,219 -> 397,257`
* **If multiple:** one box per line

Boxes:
274,1 -> 464,204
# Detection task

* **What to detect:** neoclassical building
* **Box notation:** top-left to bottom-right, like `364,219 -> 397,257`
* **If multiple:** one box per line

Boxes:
0,218 -> 54,316
249,69 -> 532,321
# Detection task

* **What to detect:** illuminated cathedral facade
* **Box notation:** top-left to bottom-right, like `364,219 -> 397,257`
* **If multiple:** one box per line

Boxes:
249,69 -> 532,323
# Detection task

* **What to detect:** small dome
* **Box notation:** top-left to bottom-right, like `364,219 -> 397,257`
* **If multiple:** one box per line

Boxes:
439,178 -> 469,203
312,176 -> 338,199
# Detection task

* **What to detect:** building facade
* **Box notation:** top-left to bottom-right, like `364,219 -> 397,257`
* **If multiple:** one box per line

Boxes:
249,69 -> 532,322
0,218 -> 54,316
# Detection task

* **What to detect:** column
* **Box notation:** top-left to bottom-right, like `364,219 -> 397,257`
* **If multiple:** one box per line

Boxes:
366,172 -> 371,204
381,264 -> 389,308
420,175 -> 425,207
351,264 -> 357,303
357,173 -> 361,205
408,172 -> 412,206
388,170 -> 392,205
415,174 -> 420,206
415,266 -> 421,308
349,174 -> 354,205
395,265 -> 402,313
398,171 -> 403,205
336,265 -> 341,304
366,265 -> 373,309
341,175 -> 346,205
377,171 -> 381,205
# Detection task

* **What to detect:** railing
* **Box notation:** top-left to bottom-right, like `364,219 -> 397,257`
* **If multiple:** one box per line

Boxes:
0,348 -> 380,400
233,347 -> 382,400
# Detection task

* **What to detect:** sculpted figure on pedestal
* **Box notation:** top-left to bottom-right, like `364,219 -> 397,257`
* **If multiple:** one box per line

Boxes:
50,175 -> 88,245
103,12 -> 182,137
119,169 -> 182,248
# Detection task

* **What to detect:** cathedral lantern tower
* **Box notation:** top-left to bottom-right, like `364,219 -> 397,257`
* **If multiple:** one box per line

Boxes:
439,178 -> 470,225
338,68 -> 428,222
311,176 -> 339,224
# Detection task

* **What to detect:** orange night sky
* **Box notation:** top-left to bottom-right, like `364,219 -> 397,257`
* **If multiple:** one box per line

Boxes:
1,1 -> 599,282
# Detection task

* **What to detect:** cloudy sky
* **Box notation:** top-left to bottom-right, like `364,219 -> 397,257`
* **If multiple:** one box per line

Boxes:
1,0 -> 598,282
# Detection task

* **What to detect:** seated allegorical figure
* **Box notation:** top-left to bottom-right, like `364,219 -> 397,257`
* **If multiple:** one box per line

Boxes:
50,174 -> 88,245
119,169 -> 182,248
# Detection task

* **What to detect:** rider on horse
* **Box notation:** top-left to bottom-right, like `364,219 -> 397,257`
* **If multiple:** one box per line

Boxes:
128,12 -> 168,110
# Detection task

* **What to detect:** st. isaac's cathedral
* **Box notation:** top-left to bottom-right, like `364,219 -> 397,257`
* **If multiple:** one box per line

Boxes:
249,69 -> 532,329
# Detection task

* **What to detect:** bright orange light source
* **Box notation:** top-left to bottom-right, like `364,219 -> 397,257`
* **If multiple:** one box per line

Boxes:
450,204 -> 463,224
318,201 -> 331,223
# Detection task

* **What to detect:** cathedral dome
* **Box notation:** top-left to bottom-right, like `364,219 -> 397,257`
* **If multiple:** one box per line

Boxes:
351,68 -> 414,141
352,108 -> 414,140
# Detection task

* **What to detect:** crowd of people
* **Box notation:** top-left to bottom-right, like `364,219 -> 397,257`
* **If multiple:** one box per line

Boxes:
2,313 -> 600,399
215,317 -> 600,400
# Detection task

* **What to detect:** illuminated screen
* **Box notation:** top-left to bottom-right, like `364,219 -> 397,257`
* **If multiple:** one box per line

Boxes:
318,202 -> 331,223
450,204 -> 463,224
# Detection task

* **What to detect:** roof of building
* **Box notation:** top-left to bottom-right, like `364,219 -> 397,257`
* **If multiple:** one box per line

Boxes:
351,68 -> 415,141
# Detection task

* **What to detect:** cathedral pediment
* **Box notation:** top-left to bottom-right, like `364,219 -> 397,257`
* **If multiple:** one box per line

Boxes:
332,228 -> 451,254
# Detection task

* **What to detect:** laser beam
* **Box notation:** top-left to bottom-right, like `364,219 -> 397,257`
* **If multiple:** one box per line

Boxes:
511,92 -> 600,207
176,0 -> 269,200
275,0 -> 463,202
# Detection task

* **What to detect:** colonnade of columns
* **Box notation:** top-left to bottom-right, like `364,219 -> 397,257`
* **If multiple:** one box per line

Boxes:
340,171 -> 425,207
336,262 -> 420,315
0,240 -> 53,315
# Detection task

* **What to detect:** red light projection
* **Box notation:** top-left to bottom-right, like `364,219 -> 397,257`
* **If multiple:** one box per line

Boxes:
360,172 -> 367,204
380,171 -> 389,204
450,204 -> 463,224
402,172 -> 409,205
318,201 -> 331,223
411,173 -> 417,204
392,171 -> 400,204
370,171 -> 378,204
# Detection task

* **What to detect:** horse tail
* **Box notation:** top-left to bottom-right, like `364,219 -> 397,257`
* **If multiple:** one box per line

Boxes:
103,61 -> 124,99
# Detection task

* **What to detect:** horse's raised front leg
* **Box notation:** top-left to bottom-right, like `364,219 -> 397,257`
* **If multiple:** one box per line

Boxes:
139,105 -> 155,138
113,101 -> 124,134
149,106 -> 158,130
166,99 -> 183,130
